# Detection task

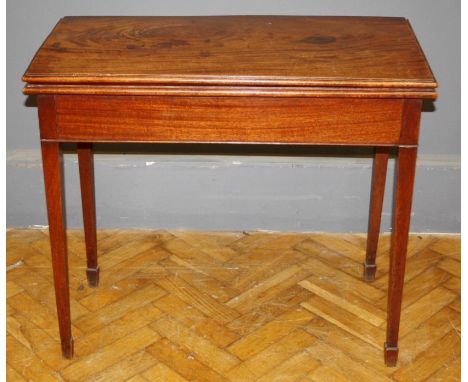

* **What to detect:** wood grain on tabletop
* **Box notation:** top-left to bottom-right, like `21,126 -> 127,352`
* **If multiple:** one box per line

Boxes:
22,16 -> 436,94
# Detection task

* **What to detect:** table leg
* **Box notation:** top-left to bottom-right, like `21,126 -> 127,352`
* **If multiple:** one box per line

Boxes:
41,141 -> 74,359
385,146 -> 417,366
77,143 -> 99,287
364,147 -> 390,281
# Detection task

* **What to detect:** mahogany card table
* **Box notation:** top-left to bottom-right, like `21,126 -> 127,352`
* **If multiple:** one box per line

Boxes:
23,16 -> 437,366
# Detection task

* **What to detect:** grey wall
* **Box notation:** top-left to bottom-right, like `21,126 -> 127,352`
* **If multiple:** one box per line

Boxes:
7,0 -> 460,232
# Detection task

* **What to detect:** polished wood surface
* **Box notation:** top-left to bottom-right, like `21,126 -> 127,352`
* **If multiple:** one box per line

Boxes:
40,142 -> 73,359
23,16 -> 436,98
77,143 -> 99,287
385,147 -> 418,366
7,230 -> 460,381
45,95 -> 405,145
23,84 -> 438,99
23,15 -> 437,366
365,147 -> 390,281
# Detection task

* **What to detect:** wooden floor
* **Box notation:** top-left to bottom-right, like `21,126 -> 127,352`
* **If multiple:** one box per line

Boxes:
6,229 -> 460,382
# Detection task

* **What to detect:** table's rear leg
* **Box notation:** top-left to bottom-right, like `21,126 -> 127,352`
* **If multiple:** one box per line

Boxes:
77,143 -> 99,287
41,142 -> 74,359
364,147 -> 390,281
385,146 -> 417,366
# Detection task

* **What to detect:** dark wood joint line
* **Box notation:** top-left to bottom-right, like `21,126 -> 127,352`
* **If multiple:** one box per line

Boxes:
86,266 -> 100,287
61,337 -> 74,359
363,261 -> 377,281
384,342 -> 399,367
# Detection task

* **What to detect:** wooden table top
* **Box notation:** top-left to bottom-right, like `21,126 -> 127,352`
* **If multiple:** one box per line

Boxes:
23,16 -> 437,98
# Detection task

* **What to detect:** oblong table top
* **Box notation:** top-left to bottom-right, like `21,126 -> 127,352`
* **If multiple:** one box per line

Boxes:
23,16 -> 437,97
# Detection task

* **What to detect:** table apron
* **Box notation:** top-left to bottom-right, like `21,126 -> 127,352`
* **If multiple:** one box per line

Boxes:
38,95 -> 421,146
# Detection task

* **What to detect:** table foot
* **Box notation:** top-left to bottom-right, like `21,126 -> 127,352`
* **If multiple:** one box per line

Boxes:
86,266 -> 100,287
61,337 -> 74,359
384,342 -> 399,366
363,261 -> 377,282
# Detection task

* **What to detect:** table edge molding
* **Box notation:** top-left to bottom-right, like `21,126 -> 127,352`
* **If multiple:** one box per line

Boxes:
23,84 -> 437,99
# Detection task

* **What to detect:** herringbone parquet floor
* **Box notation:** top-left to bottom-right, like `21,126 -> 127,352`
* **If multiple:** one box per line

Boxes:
6,229 -> 460,382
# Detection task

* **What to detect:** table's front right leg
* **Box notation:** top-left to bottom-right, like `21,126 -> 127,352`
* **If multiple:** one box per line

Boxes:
41,141 -> 74,359
385,146 -> 418,366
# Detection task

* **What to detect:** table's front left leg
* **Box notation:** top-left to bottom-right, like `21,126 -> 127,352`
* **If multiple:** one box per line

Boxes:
41,141 -> 74,359
385,146 -> 417,366
77,143 -> 99,287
